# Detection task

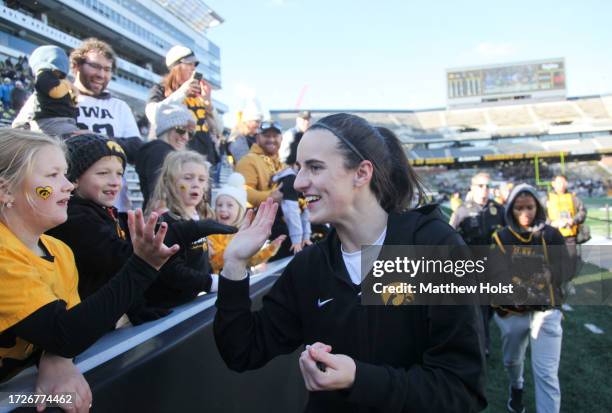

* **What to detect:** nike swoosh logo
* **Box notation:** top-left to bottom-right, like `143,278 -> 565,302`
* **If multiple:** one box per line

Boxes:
357,291 -> 362,296
317,298 -> 334,308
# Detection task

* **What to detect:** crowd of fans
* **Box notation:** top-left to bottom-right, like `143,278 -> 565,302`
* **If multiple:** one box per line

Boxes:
0,38 -> 325,412
0,55 -> 34,123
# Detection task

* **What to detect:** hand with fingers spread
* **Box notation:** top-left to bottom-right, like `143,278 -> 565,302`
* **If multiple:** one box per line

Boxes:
128,209 -> 180,271
222,198 -> 278,280
299,342 -> 356,392
290,242 -> 303,254
35,353 -> 92,413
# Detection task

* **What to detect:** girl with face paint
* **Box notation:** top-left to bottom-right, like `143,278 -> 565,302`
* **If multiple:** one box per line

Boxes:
0,128 -> 180,411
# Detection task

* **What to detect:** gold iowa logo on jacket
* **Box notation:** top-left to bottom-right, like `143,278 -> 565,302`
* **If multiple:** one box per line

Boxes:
380,282 -> 414,306
35,186 -> 53,200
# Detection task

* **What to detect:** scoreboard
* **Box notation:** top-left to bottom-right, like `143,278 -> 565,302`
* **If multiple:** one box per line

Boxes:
447,59 -> 566,106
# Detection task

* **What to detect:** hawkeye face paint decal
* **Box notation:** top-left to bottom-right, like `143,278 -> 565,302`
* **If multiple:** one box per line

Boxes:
36,186 -> 53,200
179,184 -> 187,191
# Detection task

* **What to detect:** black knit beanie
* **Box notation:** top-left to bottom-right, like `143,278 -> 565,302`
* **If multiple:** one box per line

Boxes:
65,133 -> 127,182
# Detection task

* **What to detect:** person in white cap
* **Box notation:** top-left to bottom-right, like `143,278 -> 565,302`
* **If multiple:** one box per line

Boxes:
146,45 -> 220,168
228,101 -> 263,164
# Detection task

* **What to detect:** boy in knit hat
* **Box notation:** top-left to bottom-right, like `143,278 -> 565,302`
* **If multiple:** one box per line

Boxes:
28,45 -> 79,136
47,133 -> 131,299
208,172 -> 285,273
135,104 -> 196,209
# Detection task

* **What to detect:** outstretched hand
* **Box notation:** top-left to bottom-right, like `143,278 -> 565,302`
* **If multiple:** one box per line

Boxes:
222,198 -> 278,279
128,209 -> 179,271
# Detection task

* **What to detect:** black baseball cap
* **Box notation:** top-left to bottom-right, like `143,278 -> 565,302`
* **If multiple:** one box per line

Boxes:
259,121 -> 282,134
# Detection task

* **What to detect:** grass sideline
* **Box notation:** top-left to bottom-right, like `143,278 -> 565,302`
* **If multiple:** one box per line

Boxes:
441,197 -> 611,412
483,304 -> 611,412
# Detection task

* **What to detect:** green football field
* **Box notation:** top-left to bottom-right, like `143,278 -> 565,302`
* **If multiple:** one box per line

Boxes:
483,302 -> 611,412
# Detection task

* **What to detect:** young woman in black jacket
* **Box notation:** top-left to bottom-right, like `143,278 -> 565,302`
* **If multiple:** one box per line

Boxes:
214,113 -> 487,412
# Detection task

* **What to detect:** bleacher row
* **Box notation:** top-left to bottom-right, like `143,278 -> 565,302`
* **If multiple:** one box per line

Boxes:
407,134 -> 612,167
274,95 -> 612,136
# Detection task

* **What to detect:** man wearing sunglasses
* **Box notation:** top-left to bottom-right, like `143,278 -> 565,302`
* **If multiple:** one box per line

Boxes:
449,171 -> 506,357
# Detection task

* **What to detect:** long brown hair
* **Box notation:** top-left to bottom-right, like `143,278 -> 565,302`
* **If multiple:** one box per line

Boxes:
162,66 -> 185,96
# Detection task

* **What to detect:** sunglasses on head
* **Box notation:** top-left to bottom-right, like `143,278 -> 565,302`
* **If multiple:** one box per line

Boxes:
259,121 -> 282,132
180,59 -> 199,67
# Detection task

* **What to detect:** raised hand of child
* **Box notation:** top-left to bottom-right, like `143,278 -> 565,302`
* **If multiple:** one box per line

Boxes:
128,209 -> 179,271
290,243 -> 303,254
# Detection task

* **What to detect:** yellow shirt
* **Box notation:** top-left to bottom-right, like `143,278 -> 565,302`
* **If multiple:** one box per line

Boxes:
547,192 -> 577,237
208,233 -> 281,274
0,222 -> 80,381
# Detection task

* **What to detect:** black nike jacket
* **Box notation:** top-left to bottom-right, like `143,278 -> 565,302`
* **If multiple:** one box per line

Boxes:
214,205 -> 487,412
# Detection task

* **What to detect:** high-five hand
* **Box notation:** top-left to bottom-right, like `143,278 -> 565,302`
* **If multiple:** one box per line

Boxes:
128,209 -> 180,270
222,198 -> 278,280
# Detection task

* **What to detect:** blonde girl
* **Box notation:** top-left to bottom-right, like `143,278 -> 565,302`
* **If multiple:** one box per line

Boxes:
208,172 -> 285,274
142,151 -> 234,308
0,128 -> 176,411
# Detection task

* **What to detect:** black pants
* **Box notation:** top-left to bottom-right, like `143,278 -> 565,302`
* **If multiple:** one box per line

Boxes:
565,236 -> 578,280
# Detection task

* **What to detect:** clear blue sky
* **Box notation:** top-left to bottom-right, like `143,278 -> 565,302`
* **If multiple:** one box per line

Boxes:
206,0 -> 612,115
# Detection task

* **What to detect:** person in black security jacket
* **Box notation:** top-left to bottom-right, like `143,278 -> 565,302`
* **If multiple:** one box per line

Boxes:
449,172 -> 505,356
489,184 -> 568,413
214,114 -> 486,412
135,104 -> 195,210
449,172 -> 506,245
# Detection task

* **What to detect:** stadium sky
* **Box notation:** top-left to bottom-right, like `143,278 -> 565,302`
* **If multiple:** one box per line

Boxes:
206,0 -> 612,118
